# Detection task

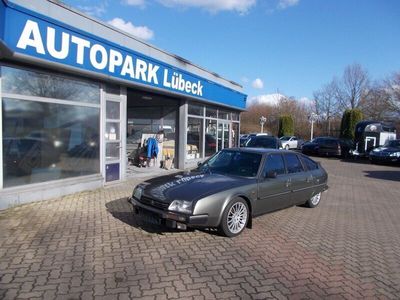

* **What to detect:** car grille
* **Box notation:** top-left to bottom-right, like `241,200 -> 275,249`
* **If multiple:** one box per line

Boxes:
138,196 -> 169,210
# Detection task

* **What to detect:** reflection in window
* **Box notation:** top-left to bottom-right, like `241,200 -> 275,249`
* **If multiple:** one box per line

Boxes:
2,98 -> 100,187
206,107 -> 217,118
263,154 -> 286,176
205,120 -> 217,157
188,104 -> 203,116
284,153 -> 304,174
106,101 -> 120,119
187,118 -> 203,159
2,66 -> 100,103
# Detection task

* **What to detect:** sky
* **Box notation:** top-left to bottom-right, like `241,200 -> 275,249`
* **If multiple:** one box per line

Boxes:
62,0 -> 400,106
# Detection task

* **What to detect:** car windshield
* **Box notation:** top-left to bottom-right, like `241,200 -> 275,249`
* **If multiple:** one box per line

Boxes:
280,136 -> 290,141
384,140 -> 400,148
198,150 -> 262,177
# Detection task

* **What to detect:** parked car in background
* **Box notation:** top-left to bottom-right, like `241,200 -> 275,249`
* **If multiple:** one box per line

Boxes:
128,148 -> 329,237
369,139 -> 400,165
240,133 -> 269,147
244,135 -> 282,149
280,136 -> 304,150
301,137 -> 354,158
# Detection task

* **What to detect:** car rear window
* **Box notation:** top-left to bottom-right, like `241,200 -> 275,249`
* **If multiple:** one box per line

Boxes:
300,155 -> 319,171
320,139 -> 338,147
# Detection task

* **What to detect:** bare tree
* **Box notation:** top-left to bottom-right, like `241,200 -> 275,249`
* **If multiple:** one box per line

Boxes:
385,72 -> 400,115
339,63 -> 369,109
313,78 -> 341,135
359,83 -> 390,120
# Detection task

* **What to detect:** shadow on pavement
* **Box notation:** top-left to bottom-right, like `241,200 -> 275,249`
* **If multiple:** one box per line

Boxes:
364,170 -> 400,182
340,157 -> 372,164
105,197 -> 187,235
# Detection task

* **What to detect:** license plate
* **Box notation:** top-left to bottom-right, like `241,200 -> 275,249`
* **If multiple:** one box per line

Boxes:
140,211 -> 161,225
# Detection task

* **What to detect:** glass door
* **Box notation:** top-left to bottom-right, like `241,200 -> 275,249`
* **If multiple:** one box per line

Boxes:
104,87 -> 124,182
217,121 -> 231,151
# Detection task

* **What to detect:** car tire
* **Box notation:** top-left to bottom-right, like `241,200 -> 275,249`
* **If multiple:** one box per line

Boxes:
285,144 -> 290,150
219,198 -> 249,237
306,192 -> 321,208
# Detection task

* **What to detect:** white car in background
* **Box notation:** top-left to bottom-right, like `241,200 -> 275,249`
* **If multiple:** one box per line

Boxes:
280,136 -> 304,150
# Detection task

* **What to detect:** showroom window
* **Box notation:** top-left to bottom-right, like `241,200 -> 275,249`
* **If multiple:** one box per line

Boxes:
1,65 -> 100,188
187,117 -> 203,159
187,102 -> 240,161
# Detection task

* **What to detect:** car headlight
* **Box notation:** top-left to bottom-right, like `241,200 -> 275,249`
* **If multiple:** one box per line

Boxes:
132,186 -> 143,200
389,152 -> 400,157
168,200 -> 192,214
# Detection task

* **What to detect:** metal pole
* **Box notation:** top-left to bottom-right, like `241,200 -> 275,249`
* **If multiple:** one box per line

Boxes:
311,119 -> 314,140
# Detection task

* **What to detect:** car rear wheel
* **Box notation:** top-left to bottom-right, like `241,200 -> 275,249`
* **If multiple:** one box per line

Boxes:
306,192 -> 321,208
219,198 -> 249,237
285,144 -> 290,150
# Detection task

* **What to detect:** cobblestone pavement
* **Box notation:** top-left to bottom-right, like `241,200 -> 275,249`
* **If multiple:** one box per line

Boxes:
1,158 -> 400,299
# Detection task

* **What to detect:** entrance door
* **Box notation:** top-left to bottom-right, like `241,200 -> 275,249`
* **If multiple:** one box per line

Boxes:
217,122 -> 231,151
104,86 -> 125,183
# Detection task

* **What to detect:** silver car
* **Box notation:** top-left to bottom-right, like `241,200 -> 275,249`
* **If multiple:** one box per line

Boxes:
128,148 -> 328,237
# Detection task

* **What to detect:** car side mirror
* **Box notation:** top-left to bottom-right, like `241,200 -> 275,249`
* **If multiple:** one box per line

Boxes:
265,171 -> 277,179
197,161 -> 202,167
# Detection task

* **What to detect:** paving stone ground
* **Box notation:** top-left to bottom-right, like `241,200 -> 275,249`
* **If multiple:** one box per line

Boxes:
1,157 -> 400,299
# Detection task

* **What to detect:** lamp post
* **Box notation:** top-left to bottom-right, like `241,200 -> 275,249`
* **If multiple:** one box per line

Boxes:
308,113 -> 318,140
259,116 -> 267,133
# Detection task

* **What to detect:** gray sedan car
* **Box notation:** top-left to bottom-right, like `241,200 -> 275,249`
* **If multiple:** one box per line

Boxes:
128,148 -> 328,237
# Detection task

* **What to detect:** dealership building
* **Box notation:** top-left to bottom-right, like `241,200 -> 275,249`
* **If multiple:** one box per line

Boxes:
0,0 -> 246,209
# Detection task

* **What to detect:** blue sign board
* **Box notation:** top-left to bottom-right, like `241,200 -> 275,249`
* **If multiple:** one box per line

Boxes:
0,1 -> 246,109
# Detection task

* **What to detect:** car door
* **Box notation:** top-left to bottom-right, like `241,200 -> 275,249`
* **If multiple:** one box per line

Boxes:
300,154 -> 326,195
283,153 -> 313,205
256,153 -> 292,214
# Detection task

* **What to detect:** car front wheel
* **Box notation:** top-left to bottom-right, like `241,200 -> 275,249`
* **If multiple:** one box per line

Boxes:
285,144 -> 290,150
219,198 -> 249,237
306,192 -> 321,208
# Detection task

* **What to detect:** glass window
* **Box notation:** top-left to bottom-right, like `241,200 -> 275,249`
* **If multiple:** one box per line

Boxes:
2,66 -> 100,104
106,143 -> 120,160
232,123 -> 239,147
300,155 -> 319,171
284,153 -> 304,174
206,107 -> 217,118
2,98 -> 100,187
106,101 -> 120,119
105,123 -> 120,141
205,120 -> 217,157
263,154 -> 286,177
232,112 -> 239,121
188,104 -> 203,116
187,117 -> 203,159
219,110 -> 229,120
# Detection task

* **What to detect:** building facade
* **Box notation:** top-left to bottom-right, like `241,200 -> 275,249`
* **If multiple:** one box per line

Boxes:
0,0 -> 246,209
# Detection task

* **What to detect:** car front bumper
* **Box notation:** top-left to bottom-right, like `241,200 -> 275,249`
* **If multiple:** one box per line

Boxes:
127,197 -> 209,229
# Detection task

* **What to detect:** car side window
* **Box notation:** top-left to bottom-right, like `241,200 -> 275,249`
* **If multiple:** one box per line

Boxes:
300,155 -> 319,171
263,154 -> 286,177
284,153 -> 305,174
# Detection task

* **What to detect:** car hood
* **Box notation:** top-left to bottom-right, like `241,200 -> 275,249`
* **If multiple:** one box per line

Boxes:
139,171 -> 252,203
